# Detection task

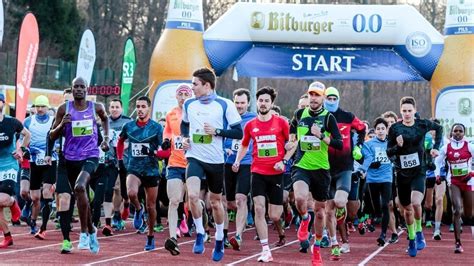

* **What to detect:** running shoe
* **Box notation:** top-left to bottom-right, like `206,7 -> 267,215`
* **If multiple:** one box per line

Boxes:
433,229 -> 442,241
415,231 -> 426,250
336,207 -> 347,225
425,221 -> 432,228
144,237 -> 155,251
34,229 -> 46,240
136,223 -> 147,234
102,225 -> 113,236
257,250 -> 273,263
133,204 -> 145,229
121,206 -> 130,220
0,236 -> 13,248
299,234 -> 312,253
165,237 -> 180,256
312,245 -> 322,266
153,224 -> 164,233
78,233 -> 90,250
407,239 -> 417,257
193,233 -> 205,254
30,223 -> 38,235
454,242 -> 463,254
366,219 -> 376,232
346,221 -> 356,233
275,235 -> 286,247
358,222 -> 366,235
10,201 -> 21,223
224,237 -> 231,249
377,233 -> 386,246
297,215 -> 310,241
246,212 -> 254,227
330,245 -> 341,261
321,235 -> 330,248
389,233 -> 399,244
228,210 -> 236,222
284,209 -> 293,229
340,242 -> 350,253
179,218 -> 189,235
116,220 -> 126,231
60,239 -> 73,254
229,235 -> 242,251
449,223 -> 454,232
111,216 -> 119,228
89,228 -> 100,254
212,240 -> 224,262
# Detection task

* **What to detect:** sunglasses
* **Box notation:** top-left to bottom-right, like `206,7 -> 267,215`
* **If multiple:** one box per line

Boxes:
73,84 -> 86,89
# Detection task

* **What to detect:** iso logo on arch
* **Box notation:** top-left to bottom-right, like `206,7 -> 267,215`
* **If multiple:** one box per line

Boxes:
405,32 -> 432,58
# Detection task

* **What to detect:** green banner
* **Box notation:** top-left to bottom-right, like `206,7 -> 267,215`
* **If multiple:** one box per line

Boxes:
120,37 -> 136,115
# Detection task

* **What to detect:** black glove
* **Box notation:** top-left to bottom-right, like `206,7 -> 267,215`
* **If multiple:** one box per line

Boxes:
141,145 -> 155,157
369,161 -> 381,169
161,139 -> 171,150
22,147 -> 31,160
352,171 -> 363,182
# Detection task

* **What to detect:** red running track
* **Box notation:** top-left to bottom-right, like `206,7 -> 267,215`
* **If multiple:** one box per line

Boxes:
0,219 -> 472,265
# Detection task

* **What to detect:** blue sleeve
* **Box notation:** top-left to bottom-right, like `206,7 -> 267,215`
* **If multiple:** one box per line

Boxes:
23,117 -> 32,130
361,142 -> 373,172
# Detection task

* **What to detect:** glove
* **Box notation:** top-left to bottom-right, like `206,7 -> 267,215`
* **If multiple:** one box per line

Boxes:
369,161 -> 381,169
141,145 -> 155,157
352,170 -> 364,182
161,139 -> 171,150
22,147 -> 30,160
352,145 -> 363,160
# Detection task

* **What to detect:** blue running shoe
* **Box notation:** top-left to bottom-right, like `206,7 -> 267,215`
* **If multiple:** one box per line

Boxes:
321,235 -> 330,248
407,239 -> 417,257
212,240 -> 224,262
30,222 -> 38,235
193,233 -> 205,254
416,232 -> 426,250
89,227 -> 100,254
247,212 -> 254,226
144,237 -> 155,251
133,204 -> 144,230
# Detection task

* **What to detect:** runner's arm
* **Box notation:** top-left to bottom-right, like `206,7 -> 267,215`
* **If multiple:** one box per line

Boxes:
434,144 -> 448,177
116,136 -> 126,160
360,142 -> 374,172
216,123 -> 242,139
351,115 -> 367,147
386,126 -> 399,157
49,103 -> 66,141
96,103 -> 109,140
326,113 -> 342,150
180,121 -> 190,138
428,120 -> 443,150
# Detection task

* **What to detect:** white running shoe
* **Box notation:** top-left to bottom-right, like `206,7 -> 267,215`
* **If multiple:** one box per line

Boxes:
78,233 -> 90,250
341,242 -> 351,253
257,250 -> 273,263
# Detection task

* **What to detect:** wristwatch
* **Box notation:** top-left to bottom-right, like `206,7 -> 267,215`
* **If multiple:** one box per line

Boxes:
215,129 -> 221,136
282,159 -> 288,165
319,134 -> 325,140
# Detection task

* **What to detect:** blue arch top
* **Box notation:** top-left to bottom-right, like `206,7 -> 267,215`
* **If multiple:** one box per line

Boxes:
203,3 -> 444,81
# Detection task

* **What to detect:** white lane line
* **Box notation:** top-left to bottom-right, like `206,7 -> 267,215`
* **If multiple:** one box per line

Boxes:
357,230 -> 405,266
227,239 -> 300,265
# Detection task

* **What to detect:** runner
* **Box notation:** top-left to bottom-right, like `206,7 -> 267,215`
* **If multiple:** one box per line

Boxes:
324,86 -> 366,257
0,93 -> 30,248
163,84 -> 192,255
226,88 -> 257,251
181,67 -> 242,262
23,95 -> 57,239
49,77 -> 109,254
106,99 -> 132,233
360,117 -> 394,246
386,96 -> 442,257
116,96 -> 163,250
289,82 -> 342,265
435,123 -> 474,253
232,86 -> 292,262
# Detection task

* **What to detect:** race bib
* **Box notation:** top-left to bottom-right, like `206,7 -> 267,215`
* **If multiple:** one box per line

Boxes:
231,139 -> 241,151
257,142 -> 278,158
375,148 -> 390,164
35,151 -> 47,166
131,143 -> 150,157
0,169 -> 17,182
192,129 -> 212,144
72,119 -> 93,137
300,136 -> 320,152
99,149 -> 106,164
173,136 -> 184,150
451,162 -> 469,177
400,152 -> 420,169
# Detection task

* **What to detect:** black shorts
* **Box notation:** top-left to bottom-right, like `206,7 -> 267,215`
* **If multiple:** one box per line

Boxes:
283,173 -> 293,192
425,178 -> 436,189
292,167 -> 331,202
329,170 -> 352,199
348,173 -> 360,201
225,164 -> 251,201
56,157 -> 99,194
186,157 -> 224,194
0,180 -> 15,196
30,161 -> 57,190
128,171 -> 158,188
396,169 -> 425,207
251,173 -> 283,205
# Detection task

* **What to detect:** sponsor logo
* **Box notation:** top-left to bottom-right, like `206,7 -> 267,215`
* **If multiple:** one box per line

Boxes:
405,31 -> 432,58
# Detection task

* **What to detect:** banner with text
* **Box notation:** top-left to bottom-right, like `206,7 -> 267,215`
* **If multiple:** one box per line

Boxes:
76,29 -> 96,86
15,13 -> 39,122
120,38 -> 136,115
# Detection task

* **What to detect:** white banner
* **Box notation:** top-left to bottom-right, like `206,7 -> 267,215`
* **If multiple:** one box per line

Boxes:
76,29 -> 96,86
